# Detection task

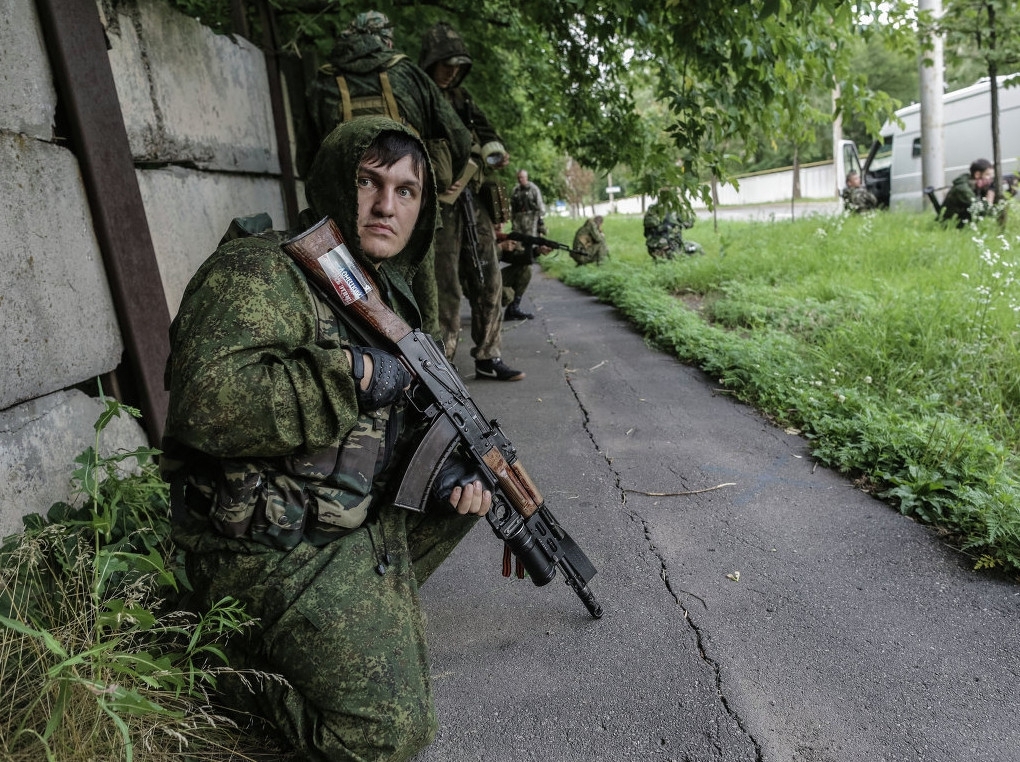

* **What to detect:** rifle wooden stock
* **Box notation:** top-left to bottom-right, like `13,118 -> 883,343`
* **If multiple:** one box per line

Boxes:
281,217 -> 413,344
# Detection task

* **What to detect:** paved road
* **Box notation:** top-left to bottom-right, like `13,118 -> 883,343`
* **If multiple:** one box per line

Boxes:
414,271 -> 1020,762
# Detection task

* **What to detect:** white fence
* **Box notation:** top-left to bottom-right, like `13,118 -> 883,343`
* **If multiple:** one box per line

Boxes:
594,161 -> 840,216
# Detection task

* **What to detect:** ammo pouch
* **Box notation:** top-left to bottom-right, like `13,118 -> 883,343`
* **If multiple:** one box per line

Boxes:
479,180 -> 510,226
174,407 -> 394,550
425,138 -> 454,195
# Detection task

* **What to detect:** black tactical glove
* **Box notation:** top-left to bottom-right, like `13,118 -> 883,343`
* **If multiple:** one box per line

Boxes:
347,346 -> 411,411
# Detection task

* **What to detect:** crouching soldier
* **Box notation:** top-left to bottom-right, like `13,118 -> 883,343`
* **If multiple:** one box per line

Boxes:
570,215 -> 609,265
162,117 -> 491,762
644,203 -> 700,260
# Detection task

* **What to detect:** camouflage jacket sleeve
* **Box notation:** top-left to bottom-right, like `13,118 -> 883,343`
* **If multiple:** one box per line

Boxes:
165,237 -> 361,459
403,64 -> 473,181
643,207 -> 663,236
576,219 -> 603,247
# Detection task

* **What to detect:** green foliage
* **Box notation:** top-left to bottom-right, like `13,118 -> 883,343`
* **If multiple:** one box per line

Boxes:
543,204 -> 1020,576
162,0 -> 904,210
941,0 -> 1020,78
0,398 -> 275,761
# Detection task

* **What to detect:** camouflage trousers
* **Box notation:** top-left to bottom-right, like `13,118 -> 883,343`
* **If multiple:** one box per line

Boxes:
500,259 -> 533,306
570,242 -> 608,266
434,198 -> 504,361
648,245 -> 678,260
177,506 -> 479,762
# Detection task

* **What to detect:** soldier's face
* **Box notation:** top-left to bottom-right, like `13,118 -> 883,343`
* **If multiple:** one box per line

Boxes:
517,171 -> 528,185
356,155 -> 423,263
432,62 -> 461,89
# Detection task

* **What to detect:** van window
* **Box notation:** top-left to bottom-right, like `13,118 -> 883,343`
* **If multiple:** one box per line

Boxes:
843,142 -> 863,182
871,136 -> 893,171
912,138 -> 922,158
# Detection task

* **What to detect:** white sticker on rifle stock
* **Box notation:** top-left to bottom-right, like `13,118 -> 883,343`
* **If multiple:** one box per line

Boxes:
317,245 -> 374,305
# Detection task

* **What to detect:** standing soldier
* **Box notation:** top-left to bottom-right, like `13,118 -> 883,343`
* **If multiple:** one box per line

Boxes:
304,10 -> 472,195
420,21 -> 525,381
503,169 -> 547,320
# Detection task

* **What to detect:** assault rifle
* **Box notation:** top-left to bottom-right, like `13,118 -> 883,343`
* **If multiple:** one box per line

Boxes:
496,231 -> 587,265
460,187 -> 486,285
282,217 -> 603,619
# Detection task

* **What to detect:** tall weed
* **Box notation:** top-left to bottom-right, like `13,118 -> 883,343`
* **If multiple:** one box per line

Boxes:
0,397 -> 279,761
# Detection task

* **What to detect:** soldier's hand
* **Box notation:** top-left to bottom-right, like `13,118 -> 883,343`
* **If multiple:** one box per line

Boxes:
449,480 -> 492,515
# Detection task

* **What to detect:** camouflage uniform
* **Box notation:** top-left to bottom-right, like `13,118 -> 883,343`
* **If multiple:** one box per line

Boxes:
420,22 -> 510,364
643,203 -> 695,260
503,175 -> 546,312
841,185 -> 878,213
162,118 -> 477,762
942,171 -> 993,227
570,217 -> 608,266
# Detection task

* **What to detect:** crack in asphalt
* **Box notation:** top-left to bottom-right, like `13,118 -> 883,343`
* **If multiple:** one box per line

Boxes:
546,322 -> 764,762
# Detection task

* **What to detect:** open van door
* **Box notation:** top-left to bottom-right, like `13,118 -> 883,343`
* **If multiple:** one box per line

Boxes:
837,138 -> 890,208
862,138 -> 890,207
862,139 -> 880,176
836,139 -> 893,209
837,139 -> 863,193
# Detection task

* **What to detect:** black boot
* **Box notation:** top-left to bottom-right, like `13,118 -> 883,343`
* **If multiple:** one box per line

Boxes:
504,296 -> 534,321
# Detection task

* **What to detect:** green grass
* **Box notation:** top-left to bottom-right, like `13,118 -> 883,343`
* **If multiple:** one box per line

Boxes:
542,205 -> 1020,576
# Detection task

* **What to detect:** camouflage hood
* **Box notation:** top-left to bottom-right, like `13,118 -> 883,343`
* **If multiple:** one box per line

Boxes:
304,116 -> 438,282
418,22 -> 472,88
327,29 -> 396,75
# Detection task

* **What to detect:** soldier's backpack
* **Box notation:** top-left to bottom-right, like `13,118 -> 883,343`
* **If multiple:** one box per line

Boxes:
333,55 -> 453,192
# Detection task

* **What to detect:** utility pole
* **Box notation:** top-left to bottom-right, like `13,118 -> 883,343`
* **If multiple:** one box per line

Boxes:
919,0 -> 946,206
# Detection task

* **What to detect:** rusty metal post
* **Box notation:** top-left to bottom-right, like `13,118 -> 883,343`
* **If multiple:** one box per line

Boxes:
35,0 -> 171,443
258,0 -> 300,226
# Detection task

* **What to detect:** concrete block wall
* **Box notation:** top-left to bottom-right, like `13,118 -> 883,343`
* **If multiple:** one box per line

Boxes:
0,0 -> 294,537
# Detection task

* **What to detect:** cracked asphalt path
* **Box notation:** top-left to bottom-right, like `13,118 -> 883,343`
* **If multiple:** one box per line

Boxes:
415,272 -> 1020,762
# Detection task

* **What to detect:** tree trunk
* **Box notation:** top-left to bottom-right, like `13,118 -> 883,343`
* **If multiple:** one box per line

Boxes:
792,147 -> 800,221
987,2 -> 1002,199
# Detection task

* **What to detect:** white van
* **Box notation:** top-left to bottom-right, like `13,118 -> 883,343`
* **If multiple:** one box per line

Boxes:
839,75 -> 1020,212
